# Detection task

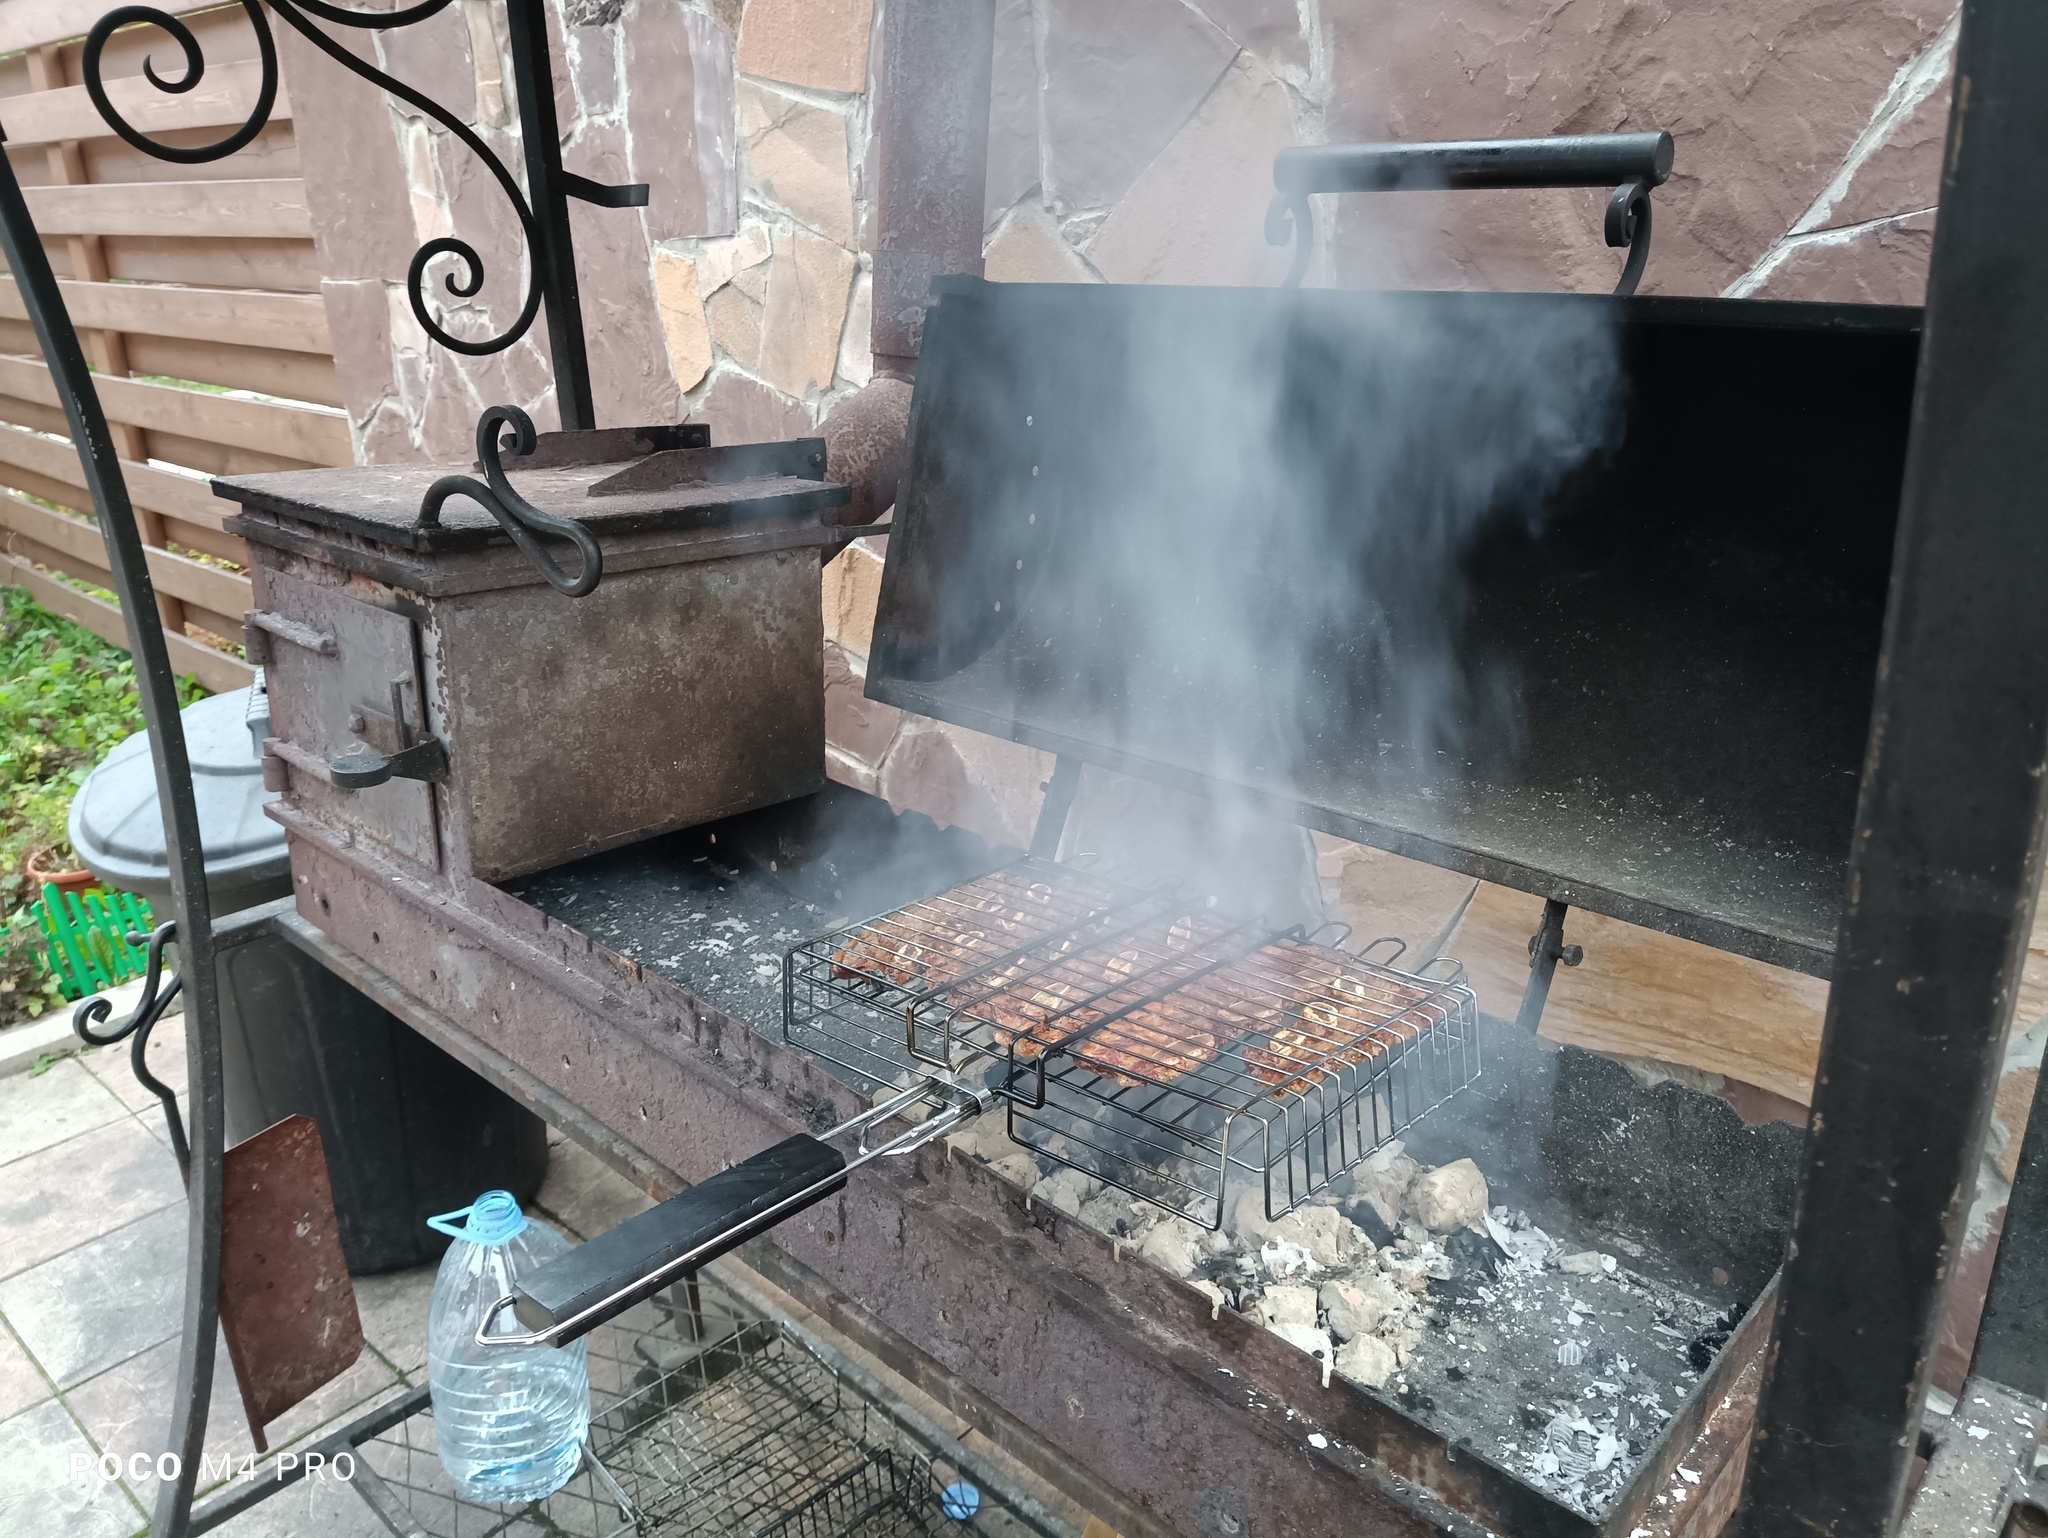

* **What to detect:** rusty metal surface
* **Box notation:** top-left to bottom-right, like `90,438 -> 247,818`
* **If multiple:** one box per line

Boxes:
218,1113 -> 363,1454
870,0 -> 996,369
269,807 -> 1760,1538
241,529 -> 827,886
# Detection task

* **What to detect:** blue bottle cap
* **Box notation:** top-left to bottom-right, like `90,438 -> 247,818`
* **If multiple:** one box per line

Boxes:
426,1190 -> 530,1246
940,1480 -> 981,1520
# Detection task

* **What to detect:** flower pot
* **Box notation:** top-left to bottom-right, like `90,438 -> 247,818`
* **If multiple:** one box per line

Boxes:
25,847 -> 98,895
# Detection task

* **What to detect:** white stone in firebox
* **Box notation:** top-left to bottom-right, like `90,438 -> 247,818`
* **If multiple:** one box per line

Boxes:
1335,1335 -> 1398,1389
1405,1158 -> 1489,1234
1261,1285 -> 1319,1328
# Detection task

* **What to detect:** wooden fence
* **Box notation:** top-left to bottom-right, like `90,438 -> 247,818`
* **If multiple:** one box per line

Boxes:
0,1 -> 350,692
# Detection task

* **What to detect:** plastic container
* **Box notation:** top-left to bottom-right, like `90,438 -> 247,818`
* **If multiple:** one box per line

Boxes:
426,1192 -> 590,1503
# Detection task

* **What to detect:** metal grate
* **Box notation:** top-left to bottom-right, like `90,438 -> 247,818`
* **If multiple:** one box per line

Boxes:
359,1280 -> 1043,1537
785,860 -> 1480,1230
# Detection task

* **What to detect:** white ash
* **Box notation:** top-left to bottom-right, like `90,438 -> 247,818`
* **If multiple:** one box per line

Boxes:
1004,1143 -> 1740,1523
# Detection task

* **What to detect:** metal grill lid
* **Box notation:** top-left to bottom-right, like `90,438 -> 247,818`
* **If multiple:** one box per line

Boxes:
866,278 -> 1924,975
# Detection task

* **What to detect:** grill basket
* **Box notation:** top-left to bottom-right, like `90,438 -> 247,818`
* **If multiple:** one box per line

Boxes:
359,1277 -> 1050,1536
785,859 -> 1480,1229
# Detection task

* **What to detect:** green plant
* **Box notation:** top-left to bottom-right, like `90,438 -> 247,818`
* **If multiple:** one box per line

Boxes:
0,586 -> 202,1024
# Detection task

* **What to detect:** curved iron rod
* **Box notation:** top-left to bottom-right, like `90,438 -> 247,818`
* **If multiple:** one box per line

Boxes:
74,923 -> 190,1177
84,0 -> 542,360
418,404 -> 604,595
0,132 -> 224,1538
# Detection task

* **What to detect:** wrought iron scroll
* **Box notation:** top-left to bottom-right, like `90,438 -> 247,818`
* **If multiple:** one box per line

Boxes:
74,922 -> 190,1178
81,0 -> 647,431
418,403 -> 604,595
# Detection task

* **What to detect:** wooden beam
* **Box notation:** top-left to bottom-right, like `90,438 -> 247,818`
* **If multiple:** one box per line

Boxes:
0,60 -> 288,149
0,279 -> 330,354
0,353 -> 350,464
20,179 -> 313,241
0,552 -> 253,693
0,421 -> 230,532
0,491 -> 250,616
0,0 -> 215,57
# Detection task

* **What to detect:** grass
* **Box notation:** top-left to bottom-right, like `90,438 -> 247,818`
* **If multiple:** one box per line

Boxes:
0,586 -> 204,1025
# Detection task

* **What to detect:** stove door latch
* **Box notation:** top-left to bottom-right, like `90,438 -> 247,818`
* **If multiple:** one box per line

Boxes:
330,679 -> 449,789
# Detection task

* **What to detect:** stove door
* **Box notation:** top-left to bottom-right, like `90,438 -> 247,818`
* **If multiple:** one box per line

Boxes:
252,566 -> 439,871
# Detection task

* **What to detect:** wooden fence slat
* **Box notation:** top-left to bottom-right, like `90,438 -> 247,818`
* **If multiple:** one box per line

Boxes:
0,60 -> 289,149
22,179 -> 312,241
124,334 -> 342,409
0,492 -> 252,616
0,352 -> 349,463
0,421 -> 230,532
100,234 -> 320,293
0,551 -> 252,692
0,0 -> 216,58
0,278 -> 330,353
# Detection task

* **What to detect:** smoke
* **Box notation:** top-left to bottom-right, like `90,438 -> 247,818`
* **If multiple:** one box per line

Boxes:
878,280 -> 1627,918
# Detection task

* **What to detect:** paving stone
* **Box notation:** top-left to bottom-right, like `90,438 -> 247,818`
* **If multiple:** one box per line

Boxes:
536,1133 -> 654,1243
1039,0 -> 1235,213
0,1116 -> 184,1281
0,1398 -> 143,1538
81,1010 -> 187,1114
205,1458 -> 394,1538
653,251 -> 714,392
65,1329 -> 253,1509
736,0 -> 874,93
351,1265 -> 437,1378
0,1320 -> 50,1422
0,1058 -> 127,1168
0,1204 -> 187,1387
739,81 -> 856,245
757,226 -> 858,399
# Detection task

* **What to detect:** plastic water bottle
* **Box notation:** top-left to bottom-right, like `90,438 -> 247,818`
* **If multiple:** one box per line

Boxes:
425,1191 -> 590,1502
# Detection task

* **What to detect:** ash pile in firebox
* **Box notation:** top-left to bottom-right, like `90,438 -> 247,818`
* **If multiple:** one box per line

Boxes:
1006,1138 -> 1741,1520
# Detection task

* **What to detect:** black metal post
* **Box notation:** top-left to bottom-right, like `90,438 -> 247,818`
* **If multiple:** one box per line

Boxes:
1974,1060 -> 2048,1396
0,133 -> 224,1538
1734,3 -> 2048,1531
505,0 -> 594,432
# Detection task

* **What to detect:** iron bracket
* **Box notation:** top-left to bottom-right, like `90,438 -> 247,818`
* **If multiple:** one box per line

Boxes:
1514,897 -> 1582,1033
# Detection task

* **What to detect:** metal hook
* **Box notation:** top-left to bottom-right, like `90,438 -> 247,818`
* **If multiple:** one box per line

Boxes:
73,921 -> 189,1179
418,404 -> 605,596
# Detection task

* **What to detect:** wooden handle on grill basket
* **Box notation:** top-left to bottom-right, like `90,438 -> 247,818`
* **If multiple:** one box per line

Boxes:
1267,130 -> 1674,295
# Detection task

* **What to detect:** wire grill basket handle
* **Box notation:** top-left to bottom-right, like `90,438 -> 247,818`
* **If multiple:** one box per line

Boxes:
479,1081 -> 985,1350
1266,130 -> 1674,295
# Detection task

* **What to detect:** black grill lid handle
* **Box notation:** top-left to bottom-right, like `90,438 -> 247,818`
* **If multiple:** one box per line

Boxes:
1266,130 -> 1675,295
475,1080 -> 984,1349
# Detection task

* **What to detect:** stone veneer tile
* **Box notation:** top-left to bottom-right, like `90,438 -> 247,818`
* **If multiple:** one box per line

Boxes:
627,1 -> 738,241
696,370 -> 811,444
985,0 -> 1041,225
757,228 -> 857,399
1039,0 -> 1235,214
984,205 -> 1097,284
739,81 -> 856,246
653,250 -> 714,391
707,284 -> 764,369
1088,55 -> 1296,287
737,0 -> 874,94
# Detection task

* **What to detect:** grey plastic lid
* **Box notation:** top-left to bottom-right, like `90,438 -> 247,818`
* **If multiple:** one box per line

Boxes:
69,682 -> 291,915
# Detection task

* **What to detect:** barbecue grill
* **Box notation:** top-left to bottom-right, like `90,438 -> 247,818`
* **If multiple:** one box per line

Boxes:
196,127 -> 1946,1536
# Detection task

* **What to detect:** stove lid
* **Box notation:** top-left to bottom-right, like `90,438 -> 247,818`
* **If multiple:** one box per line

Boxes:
214,433 -> 851,556
865,278 -> 1925,976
